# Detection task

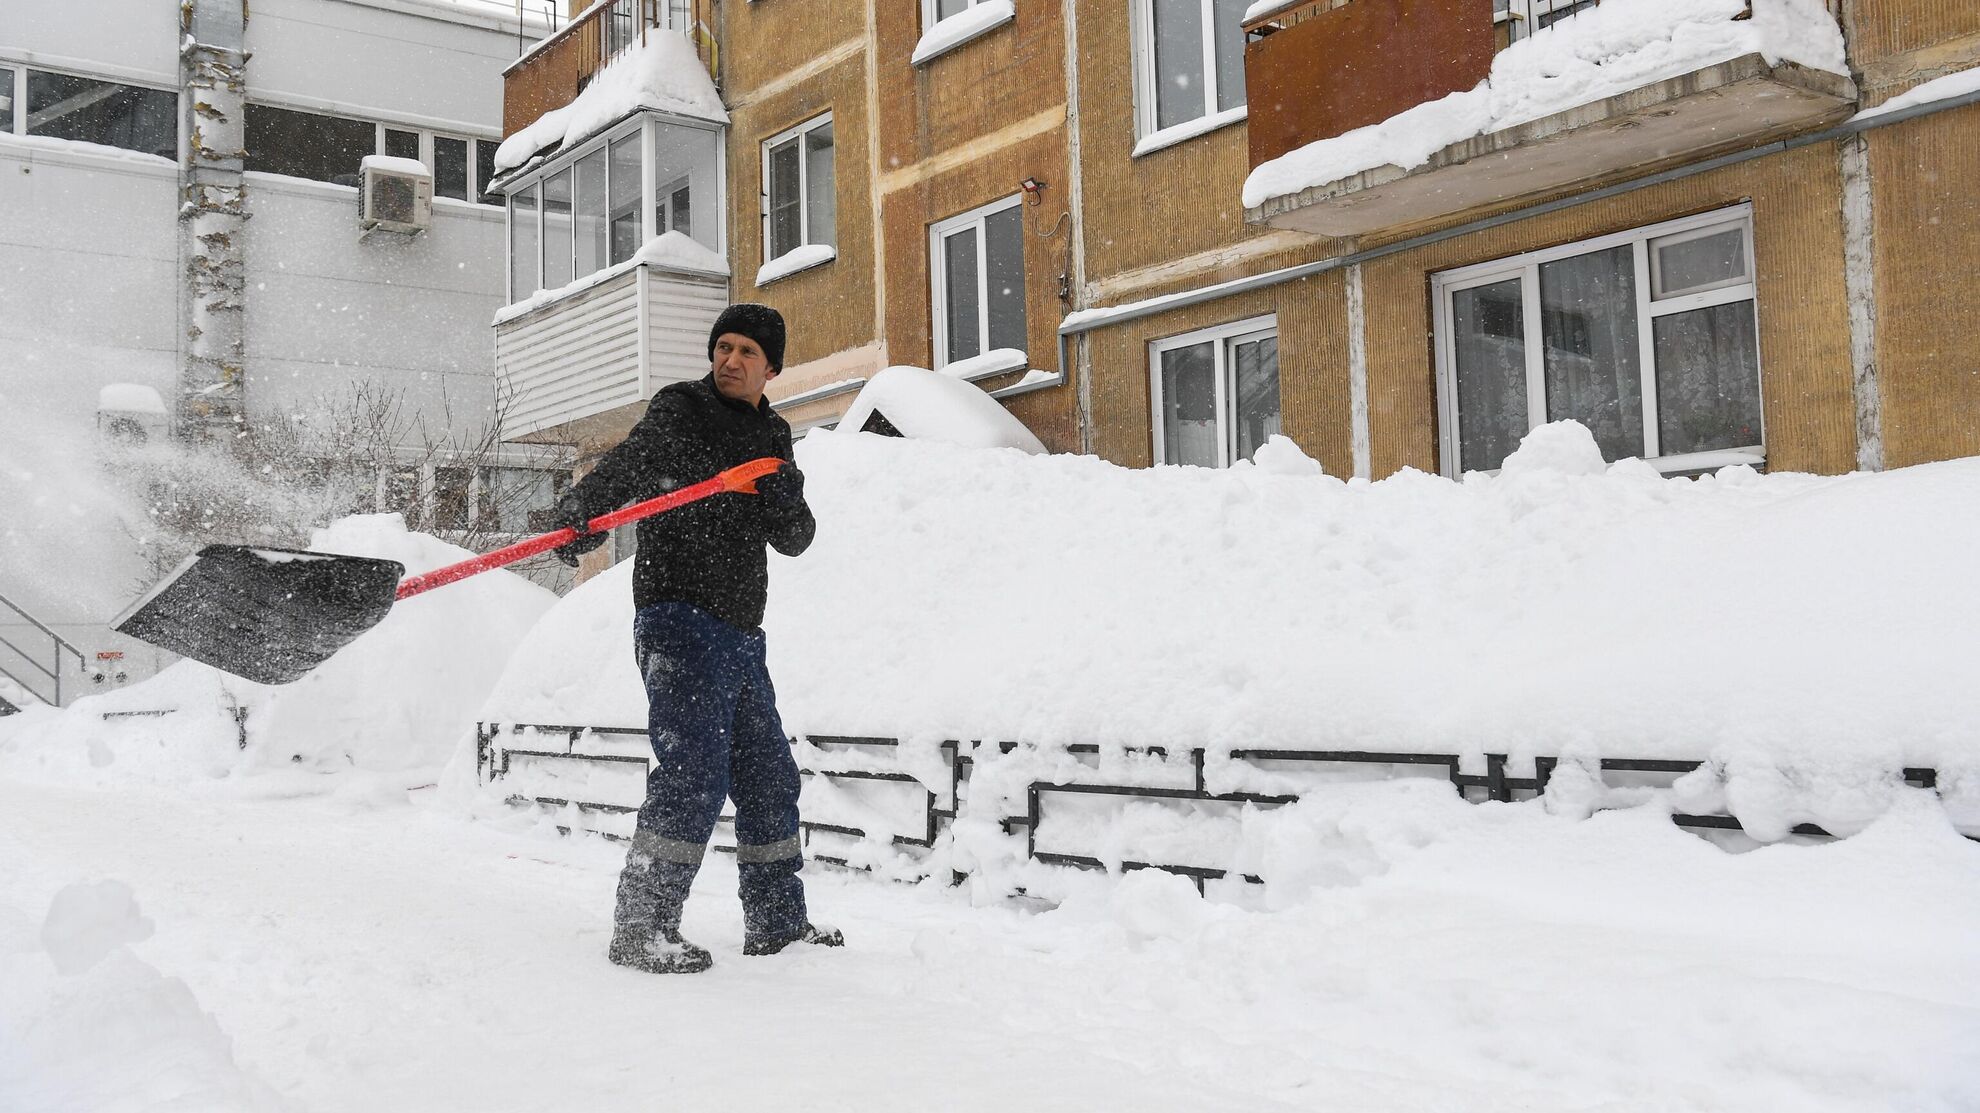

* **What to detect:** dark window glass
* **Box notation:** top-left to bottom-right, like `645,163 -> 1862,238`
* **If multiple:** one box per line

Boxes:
475,140 -> 500,205
0,69 -> 17,126
1540,246 -> 1644,461
1159,342 -> 1218,466
943,228 -> 980,364
609,135 -> 642,264
1232,334 -> 1280,462
669,184 -> 692,235
1152,0 -> 1206,130
26,71 -> 176,158
1653,301 -> 1763,455
767,137 -> 802,259
384,128 -> 418,160
246,104 -> 374,186
433,136 -> 470,201
434,466 -> 472,530
1214,0 -> 1249,112
983,206 -> 1027,354
1452,279 -> 1528,472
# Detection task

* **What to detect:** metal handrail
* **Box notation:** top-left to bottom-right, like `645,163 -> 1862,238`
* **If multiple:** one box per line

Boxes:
0,587 -> 87,707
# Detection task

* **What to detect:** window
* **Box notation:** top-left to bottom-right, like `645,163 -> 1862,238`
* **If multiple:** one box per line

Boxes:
1495,0 -> 1603,45
761,115 -> 835,263
658,176 -> 692,239
434,135 -> 471,201
541,166 -> 574,289
0,69 -> 15,131
24,70 -> 176,158
1150,317 -> 1280,468
929,196 -> 1028,370
1432,207 -> 1763,476
609,134 -> 644,263
477,466 -> 568,534
1133,0 -> 1248,147
245,104 -> 499,200
510,185 -> 540,300
433,466 -> 474,531
574,148 -> 609,276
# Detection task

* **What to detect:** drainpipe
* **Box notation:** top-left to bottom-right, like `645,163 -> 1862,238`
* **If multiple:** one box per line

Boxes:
177,0 -> 251,445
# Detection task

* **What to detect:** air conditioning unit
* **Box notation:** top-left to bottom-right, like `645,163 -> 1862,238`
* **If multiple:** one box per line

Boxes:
359,155 -> 432,236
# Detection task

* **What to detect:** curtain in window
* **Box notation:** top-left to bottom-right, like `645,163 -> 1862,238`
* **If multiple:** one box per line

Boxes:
1452,279 -> 1527,472
1540,245 -> 1643,462
1160,342 -> 1219,467
1653,302 -> 1763,454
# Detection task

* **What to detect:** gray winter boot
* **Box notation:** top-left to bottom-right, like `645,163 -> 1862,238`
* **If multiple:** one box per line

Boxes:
743,921 -> 844,956
609,925 -> 714,974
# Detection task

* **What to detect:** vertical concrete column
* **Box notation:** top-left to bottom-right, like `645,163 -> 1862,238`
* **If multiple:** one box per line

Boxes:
177,0 -> 251,445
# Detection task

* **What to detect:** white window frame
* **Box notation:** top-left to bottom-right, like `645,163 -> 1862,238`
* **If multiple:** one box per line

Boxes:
502,114 -> 728,303
1431,204 -> 1763,478
1129,0 -> 1249,156
928,194 -> 1028,374
921,0 -> 992,25
759,112 -> 835,267
374,124 -> 500,206
1148,314 -> 1279,468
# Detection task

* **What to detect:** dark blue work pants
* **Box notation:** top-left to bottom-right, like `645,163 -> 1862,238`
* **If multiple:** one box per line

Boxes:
613,602 -> 806,941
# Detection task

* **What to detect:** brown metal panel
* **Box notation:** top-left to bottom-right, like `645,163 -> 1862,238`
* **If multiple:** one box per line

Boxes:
1245,0 -> 1496,169
1869,103 -> 1980,467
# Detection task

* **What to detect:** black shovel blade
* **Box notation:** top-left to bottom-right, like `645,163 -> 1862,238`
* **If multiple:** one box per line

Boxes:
113,545 -> 406,685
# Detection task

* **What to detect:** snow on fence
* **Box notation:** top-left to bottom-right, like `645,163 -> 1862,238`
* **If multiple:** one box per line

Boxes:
477,725 -> 1980,901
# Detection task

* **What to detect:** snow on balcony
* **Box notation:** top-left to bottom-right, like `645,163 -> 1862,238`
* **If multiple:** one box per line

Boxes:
495,32 -> 727,180
1243,0 -> 1855,236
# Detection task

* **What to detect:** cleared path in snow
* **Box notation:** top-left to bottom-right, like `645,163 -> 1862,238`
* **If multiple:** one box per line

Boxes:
5,776 -> 1978,1112
0,780 -> 1313,1113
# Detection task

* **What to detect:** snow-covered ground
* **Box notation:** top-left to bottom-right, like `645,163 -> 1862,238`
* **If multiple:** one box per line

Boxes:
5,410 -> 1980,1109
4,773 -> 1978,1112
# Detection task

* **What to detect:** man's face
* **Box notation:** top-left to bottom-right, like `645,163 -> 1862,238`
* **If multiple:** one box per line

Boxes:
711,332 -> 777,404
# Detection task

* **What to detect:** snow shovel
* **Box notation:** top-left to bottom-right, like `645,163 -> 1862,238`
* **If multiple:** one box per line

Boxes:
112,457 -> 787,686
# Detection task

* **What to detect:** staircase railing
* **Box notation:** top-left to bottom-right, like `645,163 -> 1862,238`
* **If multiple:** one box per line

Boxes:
0,588 -> 88,708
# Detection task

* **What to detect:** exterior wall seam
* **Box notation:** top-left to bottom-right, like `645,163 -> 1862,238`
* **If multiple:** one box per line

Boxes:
1838,133 -> 1883,471
1346,262 -> 1371,479
725,36 -> 867,111
1064,0 -> 1092,453
875,104 -> 1067,196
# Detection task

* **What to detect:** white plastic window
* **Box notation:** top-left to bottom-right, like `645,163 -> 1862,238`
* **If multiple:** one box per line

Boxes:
761,114 -> 836,264
1432,205 -> 1763,476
1133,0 -> 1249,149
929,196 -> 1029,370
1149,316 -> 1280,468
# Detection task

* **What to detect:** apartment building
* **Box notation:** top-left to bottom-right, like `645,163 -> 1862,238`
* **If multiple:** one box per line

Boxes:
491,0 -> 1977,483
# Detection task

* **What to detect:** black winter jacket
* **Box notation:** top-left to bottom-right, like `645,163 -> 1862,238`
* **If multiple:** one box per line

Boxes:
563,374 -> 815,630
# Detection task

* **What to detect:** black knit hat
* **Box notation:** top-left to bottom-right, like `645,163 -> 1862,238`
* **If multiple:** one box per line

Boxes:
708,303 -> 786,372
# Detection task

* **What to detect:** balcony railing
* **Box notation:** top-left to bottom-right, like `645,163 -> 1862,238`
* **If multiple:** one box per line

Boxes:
503,0 -> 711,138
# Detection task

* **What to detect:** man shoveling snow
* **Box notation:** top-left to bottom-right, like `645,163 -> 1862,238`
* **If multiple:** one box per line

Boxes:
549,303 -> 842,974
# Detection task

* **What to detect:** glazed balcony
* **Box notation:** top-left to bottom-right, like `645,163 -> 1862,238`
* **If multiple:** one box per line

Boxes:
503,0 -> 711,137
1241,0 -> 1858,237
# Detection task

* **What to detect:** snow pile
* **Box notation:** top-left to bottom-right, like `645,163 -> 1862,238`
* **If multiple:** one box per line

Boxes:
0,881 -> 285,1112
0,515 -> 555,786
1243,0 -> 1849,208
484,421 -> 1980,783
493,32 -> 727,174
834,366 -> 1048,453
